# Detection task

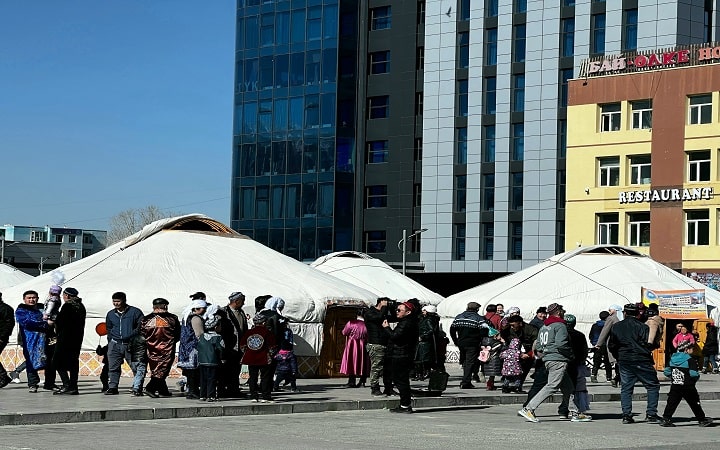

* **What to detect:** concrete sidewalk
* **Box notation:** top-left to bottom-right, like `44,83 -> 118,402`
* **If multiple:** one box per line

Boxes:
2,368 -> 720,426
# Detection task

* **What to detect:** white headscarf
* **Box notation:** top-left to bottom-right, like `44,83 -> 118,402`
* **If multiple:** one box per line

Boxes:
181,299 -> 207,324
264,296 -> 285,312
609,304 -> 624,321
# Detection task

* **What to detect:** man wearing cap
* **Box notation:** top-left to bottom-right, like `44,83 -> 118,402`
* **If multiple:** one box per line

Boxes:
0,292 -> 15,388
49,287 -> 86,395
383,301 -> 419,413
217,291 -> 249,397
519,303 -> 590,422
595,304 -> 623,387
529,307 -> 547,330
450,302 -> 488,389
104,292 -> 146,396
141,298 -> 180,398
608,303 -> 662,424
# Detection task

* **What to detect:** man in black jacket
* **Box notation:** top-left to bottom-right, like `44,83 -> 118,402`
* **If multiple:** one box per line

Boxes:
608,303 -> 661,424
450,302 -> 488,389
383,301 -> 419,413
0,292 -> 15,388
365,297 -> 393,396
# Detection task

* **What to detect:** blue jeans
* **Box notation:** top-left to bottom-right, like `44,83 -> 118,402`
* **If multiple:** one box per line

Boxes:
618,361 -> 660,416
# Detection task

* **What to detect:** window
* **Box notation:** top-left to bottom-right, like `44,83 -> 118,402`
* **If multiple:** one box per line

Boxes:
416,46 -> 424,70
30,231 -> 46,242
631,100 -> 652,129
600,103 -> 621,132
83,235 -> 92,244
368,96 -> 389,119
417,1 -> 426,26
591,13 -> 606,54
486,0 -> 498,17
369,51 -> 390,74
628,212 -> 650,247
256,186 -> 269,219
415,92 -> 423,116
513,24 -> 526,63
457,79 -> 468,117
689,94 -> 712,124
509,222 -> 522,260
515,0 -> 527,13
485,28 -> 498,66
82,249 -> 91,258
512,74 -> 525,112
485,77 -> 496,114
510,172 -> 523,210
686,210 -> 709,245
364,230 -> 387,253
482,125 -> 495,162
482,174 -> 495,211
598,157 -> 620,186
629,155 -> 651,184
454,224 -> 466,260
511,123 -> 524,161
457,127 -> 468,164
414,138 -> 422,161
459,0 -> 470,21
68,235 -> 77,243
559,69 -> 573,107
597,213 -> 619,245
413,183 -> 422,207
482,222 -> 494,260
367,141 -> 389,163
688,150 -> 711,182
55,235 -> 64,243
67,250 -> 77,260
557,119 -> 567,158
560,18 -> 575,57
623,9 -> 638,51
457,32 -> 469,69
370,6 -> 391,30
455,175 -> 467,212
366,185 -> 388,208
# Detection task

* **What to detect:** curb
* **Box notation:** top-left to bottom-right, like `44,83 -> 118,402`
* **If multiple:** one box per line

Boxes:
2,391 -> 720,426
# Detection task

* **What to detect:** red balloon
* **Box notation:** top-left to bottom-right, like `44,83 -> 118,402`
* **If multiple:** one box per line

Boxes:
95,322 -> 107,336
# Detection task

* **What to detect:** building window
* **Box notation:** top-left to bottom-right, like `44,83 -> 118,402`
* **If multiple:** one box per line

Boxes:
454,224 -> 466,260
512,74 -> 525,112
511,123 -> 524,161
457,79 -> 468,117
559,69 -> 572,107
455,175 -> 467,212
413,184 -> 422,207
623,8 -> 638,51
485,28 -> 498,66
82,249 -> 91,258
486,0 -> 498,17
67,250 -> 77,260
457,127 -> 468,164
368,96 -> 389,119
417,0 -> 426,26
414,138 -> 422,161
55,235 -> 64,243
370,6 -> 391,30
482,174 -> 495,211
631,100 -> 652,129
83,235 -> 92,244
367,140 -> 389,163
415,92 -> 423,116
561,18 -> 574,57
482,222 -> 494,260
515,0 -> 527,13
485,77 -> 496,114
510,172 -> 523,210
366,185 -> 388,208
598,157 -> 620,187
457,32 -> 469,69
597,213 -> 619,245
30,231 -> 47,242
686,210 -> 710,245
513,24 -> 526,63
629,155 -> 651,185
369,51 -> 390,74
688,150 -> 711,182
68,235 -> 77,243
689,94 -> 712,124
416,46 -> 424,70
459,0 -> 470,21
591,13 -> 606,54
600,103 -> 621,132
510,222 -> 522,260
482,125 -> 495,162
557,119 -> 567,158
364,230 -> 387,253
256,186 -> 269,219
628,212 -> 650,247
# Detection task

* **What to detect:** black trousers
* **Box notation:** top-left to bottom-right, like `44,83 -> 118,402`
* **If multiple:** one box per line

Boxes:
390,357 -> 412,407
460,346 -> 480,385
248,365 -> 274,400
218,351 -> 242,396
57,356 -> 79,391
592,345 -> 613,380
183,368 -> 200,397
199,366 -> 218,399
43,343 -> 57,388
663,384 -> 706,420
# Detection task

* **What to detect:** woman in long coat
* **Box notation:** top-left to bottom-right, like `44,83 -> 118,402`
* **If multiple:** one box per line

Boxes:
340,309 -> 369,387
414,305 -> 441,380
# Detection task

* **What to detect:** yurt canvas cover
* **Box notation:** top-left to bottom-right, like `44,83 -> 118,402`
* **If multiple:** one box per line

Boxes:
0,263 -> 33,290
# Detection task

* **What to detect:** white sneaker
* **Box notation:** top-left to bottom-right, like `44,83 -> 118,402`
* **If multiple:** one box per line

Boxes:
571,412 -> 593,422
519,408 -> 540,423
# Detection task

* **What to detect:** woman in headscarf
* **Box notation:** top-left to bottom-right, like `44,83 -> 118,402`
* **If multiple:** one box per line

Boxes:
340,308 -> 369,387
414,305 -> 441,380
499,306 -> 521,330
177,297 -> 207,399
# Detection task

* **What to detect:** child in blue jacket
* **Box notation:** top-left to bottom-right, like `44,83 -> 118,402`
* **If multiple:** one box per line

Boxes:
660,340 -> 713,427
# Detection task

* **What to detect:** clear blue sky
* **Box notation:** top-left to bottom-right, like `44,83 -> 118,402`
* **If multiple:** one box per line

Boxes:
1,0 -> 235,230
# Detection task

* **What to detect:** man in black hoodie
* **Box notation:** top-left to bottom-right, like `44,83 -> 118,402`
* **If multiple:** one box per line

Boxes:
450,302 -> 488,389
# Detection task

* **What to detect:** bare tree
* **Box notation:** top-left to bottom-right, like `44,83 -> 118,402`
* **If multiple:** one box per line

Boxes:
107,205 -> 180,244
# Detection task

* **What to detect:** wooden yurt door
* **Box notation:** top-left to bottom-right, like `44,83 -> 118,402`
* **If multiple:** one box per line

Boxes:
318,306 -> 357,377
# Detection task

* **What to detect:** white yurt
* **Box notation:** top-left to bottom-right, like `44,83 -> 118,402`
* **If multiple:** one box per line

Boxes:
1,215 -> 377,376
310,251 -> 445,305
0,262 -> 33,290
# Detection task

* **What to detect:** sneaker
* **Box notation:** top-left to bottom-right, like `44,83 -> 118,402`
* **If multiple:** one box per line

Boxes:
384,390 -> 399,396
611,380 -> 618,388
260,399 -> 274,403
389,405 -> 413,414
132,390 -> 145,397
371,388 -> 384,397
250,398 -> 259,403
290,388 -> 300,393
28,386 -> 38,393
570,412 -> 592,422
104,387 -> 119,395
622,415 -> 635,424
472,374 -> 481,383
660,418 -> 675,427
10,371 -> 21,384
519,408 -> 540,423
199,397 -> 207,401
699,417 -> 714,427
590,375 -> 598,383
459,384 -> 475,389
646,414 -> 663,424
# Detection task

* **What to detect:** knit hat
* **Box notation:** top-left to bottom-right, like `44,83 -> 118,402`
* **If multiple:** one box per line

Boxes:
677,341 -> 693,352
564,314 -> 577,328
228,291 -> 244,302
547,303 -> 563,315
402,301 -> 415,312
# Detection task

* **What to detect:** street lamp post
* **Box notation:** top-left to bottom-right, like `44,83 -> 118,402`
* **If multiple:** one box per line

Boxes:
39,256 -> 52,275
397,228 -> 428,275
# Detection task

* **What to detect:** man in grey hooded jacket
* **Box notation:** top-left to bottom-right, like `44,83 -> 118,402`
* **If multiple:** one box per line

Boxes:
519,303 -> 591,423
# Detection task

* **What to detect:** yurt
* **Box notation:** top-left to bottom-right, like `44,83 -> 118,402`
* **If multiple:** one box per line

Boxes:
311,251 -> 445,305
0,262 -> 33,290
1,215 -> 377,376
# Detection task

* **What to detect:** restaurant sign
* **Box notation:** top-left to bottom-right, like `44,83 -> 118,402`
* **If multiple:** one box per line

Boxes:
580,43 -> 720,77
618,187 -> 713,204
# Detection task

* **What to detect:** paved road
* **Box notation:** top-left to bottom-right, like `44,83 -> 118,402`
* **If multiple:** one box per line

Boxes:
1,400 -> 718,450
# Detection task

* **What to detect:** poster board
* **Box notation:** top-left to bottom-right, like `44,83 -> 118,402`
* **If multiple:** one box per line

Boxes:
641,287 -> 708,319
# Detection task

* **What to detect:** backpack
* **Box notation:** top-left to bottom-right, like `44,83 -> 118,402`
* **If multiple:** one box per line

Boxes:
478,345 -> 491,363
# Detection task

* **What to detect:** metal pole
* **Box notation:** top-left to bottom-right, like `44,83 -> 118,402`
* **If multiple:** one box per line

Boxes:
401,229 -> 407,275
1,238 -> 4,264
